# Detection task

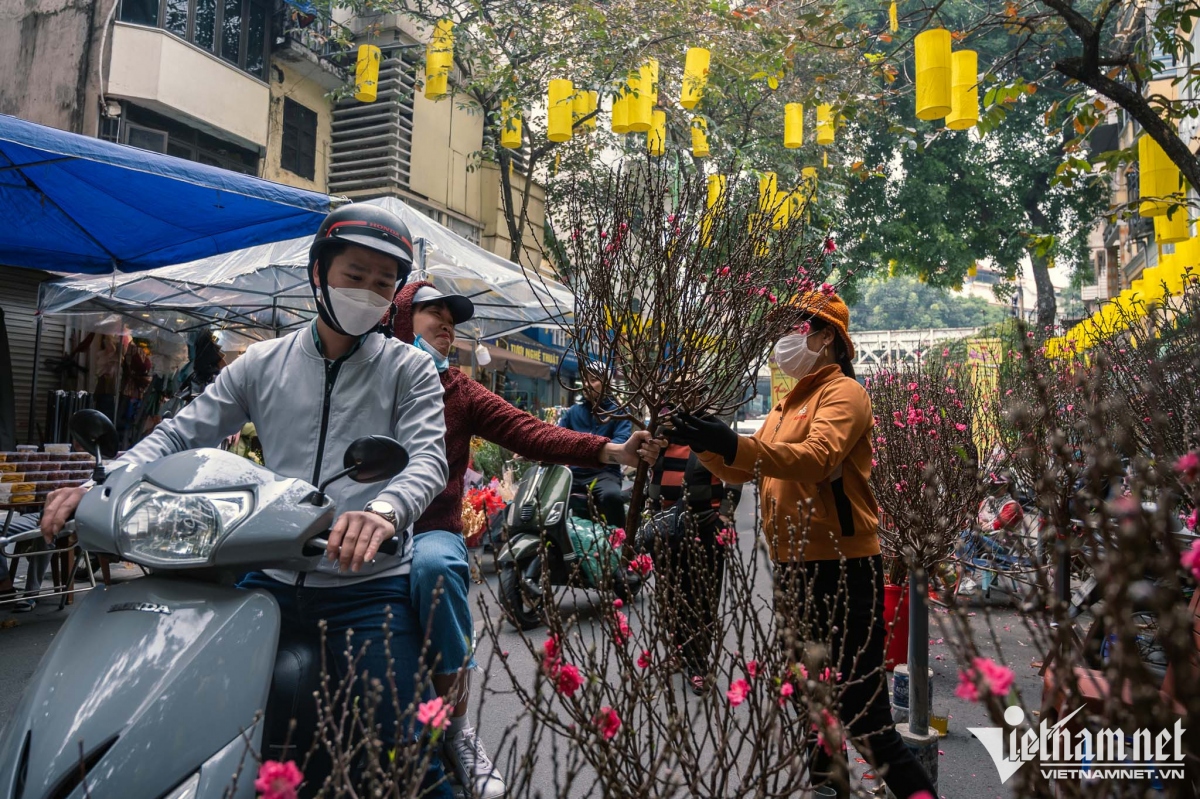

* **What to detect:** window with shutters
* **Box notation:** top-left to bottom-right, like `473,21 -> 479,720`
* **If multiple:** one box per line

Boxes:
281,98 -> 318,181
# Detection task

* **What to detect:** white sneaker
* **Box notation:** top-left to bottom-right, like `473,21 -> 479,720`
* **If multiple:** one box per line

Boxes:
444,726 -> 506,799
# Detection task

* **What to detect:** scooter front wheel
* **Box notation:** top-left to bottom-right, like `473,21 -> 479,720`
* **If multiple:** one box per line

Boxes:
500,558 -> 545,631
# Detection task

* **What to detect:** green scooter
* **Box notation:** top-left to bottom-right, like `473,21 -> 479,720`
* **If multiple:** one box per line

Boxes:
496,462 -> 640,630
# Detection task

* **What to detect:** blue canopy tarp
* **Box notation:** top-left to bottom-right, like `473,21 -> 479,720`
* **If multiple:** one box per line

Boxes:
0,114 -> 333,274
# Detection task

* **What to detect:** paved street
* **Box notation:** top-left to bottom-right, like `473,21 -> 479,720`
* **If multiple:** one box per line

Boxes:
0,499 -> 1067,799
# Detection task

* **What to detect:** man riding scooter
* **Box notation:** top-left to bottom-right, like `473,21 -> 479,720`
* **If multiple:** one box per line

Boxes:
39,205 -> 455,796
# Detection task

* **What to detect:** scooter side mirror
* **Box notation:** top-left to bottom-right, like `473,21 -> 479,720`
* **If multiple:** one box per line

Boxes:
343,436 -> 408,484
70,409 -> 118,483
70,409 -> 119,458
311,436 -> 409,505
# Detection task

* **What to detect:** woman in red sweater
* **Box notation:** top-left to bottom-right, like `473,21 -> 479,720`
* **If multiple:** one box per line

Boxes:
391,282 -> 657,798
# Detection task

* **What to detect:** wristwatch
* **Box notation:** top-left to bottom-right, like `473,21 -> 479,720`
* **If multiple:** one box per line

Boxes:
364,500 -> 400,532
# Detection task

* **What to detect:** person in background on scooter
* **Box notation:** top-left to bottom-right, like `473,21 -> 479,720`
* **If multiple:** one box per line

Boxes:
389,281 -> 660,799
977,470 -> 1024,536
41,205 -> 456,797
664,291 -> 937,799
558,363 -> 632,527
644,442 -> 741,695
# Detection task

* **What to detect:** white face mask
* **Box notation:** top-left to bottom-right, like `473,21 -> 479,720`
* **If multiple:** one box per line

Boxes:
774,333 -> 826,380
324,287 -> 392,337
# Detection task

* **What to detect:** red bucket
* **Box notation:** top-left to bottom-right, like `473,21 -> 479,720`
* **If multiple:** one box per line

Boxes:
883,582 -> 910,670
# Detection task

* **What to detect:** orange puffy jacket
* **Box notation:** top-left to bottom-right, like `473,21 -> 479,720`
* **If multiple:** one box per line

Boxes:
699,363 -> 880,563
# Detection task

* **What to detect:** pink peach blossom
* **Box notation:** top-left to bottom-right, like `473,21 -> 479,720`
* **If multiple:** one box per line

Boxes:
556,663 -> 584,696
595,706 -> 621,739
628,554 -> 654,577
637,649 -> 652,669
1181,540 -> 1200,582
727,679 -> 751,706
778,682 -> 795,706
1175,452 -> 1199,484
416,696 -> 451,730
609,527 -> 627,548
255,760 -> 303,799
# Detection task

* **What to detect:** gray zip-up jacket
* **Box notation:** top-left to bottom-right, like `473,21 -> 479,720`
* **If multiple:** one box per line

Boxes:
111,327 -> 448,587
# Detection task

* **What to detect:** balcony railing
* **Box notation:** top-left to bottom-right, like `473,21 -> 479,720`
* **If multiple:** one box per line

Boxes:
275,8 -> 353,68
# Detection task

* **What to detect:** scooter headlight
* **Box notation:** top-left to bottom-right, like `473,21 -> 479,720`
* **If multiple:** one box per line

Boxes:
119,485 -> 253,567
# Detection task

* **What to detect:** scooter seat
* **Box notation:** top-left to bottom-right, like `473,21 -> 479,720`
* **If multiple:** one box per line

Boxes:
264,627 -> 323,762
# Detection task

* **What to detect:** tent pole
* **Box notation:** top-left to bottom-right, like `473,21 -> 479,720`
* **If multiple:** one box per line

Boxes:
26,315 -> 43,444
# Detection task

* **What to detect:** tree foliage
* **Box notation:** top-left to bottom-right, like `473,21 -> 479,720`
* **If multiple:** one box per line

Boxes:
850,275 -> 1007,331
890,0 -> 1200,207
831,0 -> 1110,332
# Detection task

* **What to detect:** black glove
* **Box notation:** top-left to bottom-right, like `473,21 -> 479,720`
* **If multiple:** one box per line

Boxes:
665,412 -> 739,464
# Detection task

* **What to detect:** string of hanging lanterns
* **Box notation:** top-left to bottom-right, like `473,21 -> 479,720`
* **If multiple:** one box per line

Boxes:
385,21 -> 841,214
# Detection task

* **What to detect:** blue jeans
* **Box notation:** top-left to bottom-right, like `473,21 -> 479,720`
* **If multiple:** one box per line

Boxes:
238,572 -> 454,799
410,530 -> 475,674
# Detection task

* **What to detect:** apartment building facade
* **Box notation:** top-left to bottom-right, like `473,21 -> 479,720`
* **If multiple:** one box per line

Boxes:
1079,11 -> 1200,313
0,0 -> 557,440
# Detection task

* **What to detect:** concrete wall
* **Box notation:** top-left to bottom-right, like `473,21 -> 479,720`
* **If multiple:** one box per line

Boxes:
107,22 -> 270,149
480,162 -> 546,270
0,0 -> 114,135
262,60 -> 333,192
409,90 -> 484,222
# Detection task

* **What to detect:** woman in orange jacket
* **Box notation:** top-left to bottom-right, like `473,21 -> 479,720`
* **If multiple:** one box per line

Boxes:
667,291 -> 936,799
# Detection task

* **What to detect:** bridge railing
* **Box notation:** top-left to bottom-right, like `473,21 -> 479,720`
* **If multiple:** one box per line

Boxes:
850,327 -> 983,374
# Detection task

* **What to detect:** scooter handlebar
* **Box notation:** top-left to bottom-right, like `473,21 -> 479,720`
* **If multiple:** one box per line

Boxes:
0,520 -> 74,550
302,532 -> 404,558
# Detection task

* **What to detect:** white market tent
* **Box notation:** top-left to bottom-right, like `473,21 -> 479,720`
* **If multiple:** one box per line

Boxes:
37,197 -> 575,343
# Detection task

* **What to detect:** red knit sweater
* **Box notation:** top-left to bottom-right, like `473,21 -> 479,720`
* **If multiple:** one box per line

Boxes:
392,282 -> 609,534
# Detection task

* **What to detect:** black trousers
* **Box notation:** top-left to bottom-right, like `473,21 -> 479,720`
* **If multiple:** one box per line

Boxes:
776,555 -> 936,799
658,520 -> 726,676
573,470 -> 626,527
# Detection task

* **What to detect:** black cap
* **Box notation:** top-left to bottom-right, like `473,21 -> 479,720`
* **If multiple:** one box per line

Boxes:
412,285 -> 475,324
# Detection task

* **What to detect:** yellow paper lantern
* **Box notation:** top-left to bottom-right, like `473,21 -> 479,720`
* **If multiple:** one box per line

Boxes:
889,0 -> 899,32
702,174 -> 725,247
423,20 -> 453,101
945,50 -> 978,130
611,88 -> 630,134
772,189 -> 790,230
967,262 -> 978,278
355,45 -> 381,103
706,174 -> 726,209
749,214 -> 769,256
628,60 -> 658,133
690,117 -> 709,157
1141,267 -> 1167,302
801,166 -> 818,200
816,104 -> 834,145
430,19 -> 454,69
759,172 -> 779,217
681,47 -> 710,110
573,90 -> 598,131
784,103 -> 803,149
424,71 -> 448,100
914,28 -> 952,121
547,79 -> 574,143
647,109 -> 667,156
1138,134 -> 1180,218
1154,206 -> 1190,244
500,99 -> 522,149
